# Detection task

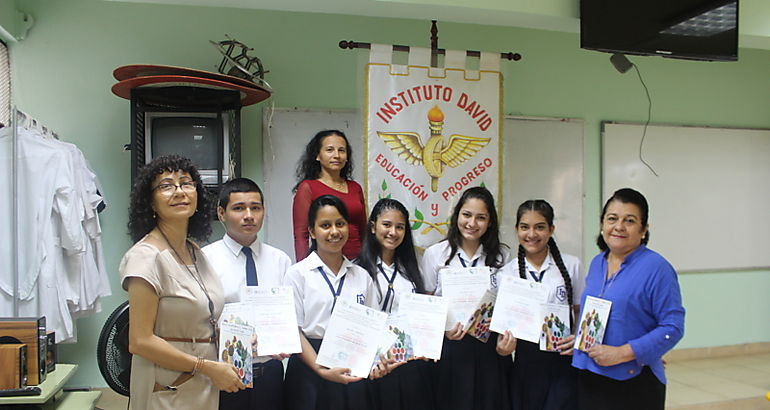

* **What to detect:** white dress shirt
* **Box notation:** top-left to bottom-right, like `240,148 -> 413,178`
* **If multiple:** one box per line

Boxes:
500,251 -> 585,306
203,234 -> 291,362
420,240 -> 510,296
202,234 -> 292,303
282,251 -> 375,339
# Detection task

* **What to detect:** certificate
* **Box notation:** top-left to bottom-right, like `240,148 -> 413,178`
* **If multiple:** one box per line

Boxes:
575,296 -> 612,352
398,292 -> 448,360
239,286 -> 302,356
440,267 -> 491,330
316,299 -> 389,378
489,275 -> 549,343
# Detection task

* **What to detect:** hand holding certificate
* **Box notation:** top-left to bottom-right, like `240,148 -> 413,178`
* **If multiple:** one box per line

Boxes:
440,267 -> 491,330
398,293 -> 448,360
240,286 -> 302,356
316,299 -> 389,378
489,275 -> 549,343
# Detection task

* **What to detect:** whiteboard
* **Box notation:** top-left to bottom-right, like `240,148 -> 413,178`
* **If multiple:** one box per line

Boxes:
263,108 -> 584,263
602,122 -> 770,272
262,108 -> 362,262
501,116 -> 584,260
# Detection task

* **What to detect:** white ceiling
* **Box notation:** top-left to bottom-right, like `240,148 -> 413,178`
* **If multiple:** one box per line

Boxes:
106,0 -> 770,49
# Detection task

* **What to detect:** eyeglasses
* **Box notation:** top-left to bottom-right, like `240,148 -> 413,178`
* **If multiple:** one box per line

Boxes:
153,181 -> 197,195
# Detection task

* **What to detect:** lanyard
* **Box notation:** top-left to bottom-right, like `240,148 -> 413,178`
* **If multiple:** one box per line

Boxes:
318,266 -> 346,313
458,254 -> 479,268
377,263 -> 399,312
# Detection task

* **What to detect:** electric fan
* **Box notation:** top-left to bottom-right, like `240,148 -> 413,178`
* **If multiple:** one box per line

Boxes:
96,300 -> 131,396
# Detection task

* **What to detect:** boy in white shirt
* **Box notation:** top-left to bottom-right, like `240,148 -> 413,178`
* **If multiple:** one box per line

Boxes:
203,178 -> 291,410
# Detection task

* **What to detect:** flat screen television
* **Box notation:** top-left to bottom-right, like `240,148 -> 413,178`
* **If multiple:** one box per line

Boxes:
580,0 -> 738,61
144,112 -> 231,186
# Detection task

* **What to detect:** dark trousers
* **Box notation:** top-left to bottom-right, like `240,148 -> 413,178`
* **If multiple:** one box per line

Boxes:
577,367 -> 665,410
220,359 -> 285,410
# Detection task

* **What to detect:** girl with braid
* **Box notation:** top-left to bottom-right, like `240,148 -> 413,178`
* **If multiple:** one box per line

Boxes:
497,199 -> 585,410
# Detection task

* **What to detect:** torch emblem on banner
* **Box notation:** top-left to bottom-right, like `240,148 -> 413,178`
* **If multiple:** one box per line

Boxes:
377,105 -> 491,192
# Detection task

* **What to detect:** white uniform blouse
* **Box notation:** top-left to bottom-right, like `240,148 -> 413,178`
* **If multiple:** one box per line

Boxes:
420,240 -> 510,296
499,250 -> 585,306
282,251 -> 376,339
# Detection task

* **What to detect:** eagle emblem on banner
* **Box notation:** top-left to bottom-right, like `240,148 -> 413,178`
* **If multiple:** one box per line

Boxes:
377,105 -> 490,192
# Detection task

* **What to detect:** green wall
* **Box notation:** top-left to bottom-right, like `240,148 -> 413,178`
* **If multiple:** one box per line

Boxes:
7,0 -> 770,388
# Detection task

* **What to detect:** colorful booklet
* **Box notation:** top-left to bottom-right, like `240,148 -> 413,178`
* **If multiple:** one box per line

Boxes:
575,296 -> 612,352
539,303 -> 571,352
370,323 -> 401,372
463,289 -> 497,343
384,313 -> 416,362
218,321 -> 255,388
219,303 -> 255,358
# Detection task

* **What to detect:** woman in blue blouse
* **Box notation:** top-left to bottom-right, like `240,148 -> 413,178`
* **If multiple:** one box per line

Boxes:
572,188 -> 685,410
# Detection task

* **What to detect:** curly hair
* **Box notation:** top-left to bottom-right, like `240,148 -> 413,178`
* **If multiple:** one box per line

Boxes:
444,186 -> 508,268
127,154 -> 212,243
293,130 -> 354,193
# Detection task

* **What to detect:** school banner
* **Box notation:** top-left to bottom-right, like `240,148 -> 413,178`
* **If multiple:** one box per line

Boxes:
365,44 -> 502,248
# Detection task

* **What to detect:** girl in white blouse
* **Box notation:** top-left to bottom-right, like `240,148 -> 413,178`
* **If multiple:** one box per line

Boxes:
356,198 -> 435,410
419,186 -> 512,410
497,199 -> 585,410
282,194 -> 377,410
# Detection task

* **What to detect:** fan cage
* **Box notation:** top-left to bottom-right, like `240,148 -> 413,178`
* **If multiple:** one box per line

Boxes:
97,301 -> 131,396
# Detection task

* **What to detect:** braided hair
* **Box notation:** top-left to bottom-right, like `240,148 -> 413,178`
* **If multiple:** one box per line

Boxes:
516,200 -> 574,330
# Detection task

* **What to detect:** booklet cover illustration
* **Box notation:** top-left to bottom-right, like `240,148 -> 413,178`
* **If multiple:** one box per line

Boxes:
539,303 -> 570,352
463,289 -> 497,343
575,296 -> 612,352
219,321 -> 255,387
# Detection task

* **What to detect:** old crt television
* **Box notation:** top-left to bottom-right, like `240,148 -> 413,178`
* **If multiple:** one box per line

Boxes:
580,0 -> 738,61
144,112 -> 230,186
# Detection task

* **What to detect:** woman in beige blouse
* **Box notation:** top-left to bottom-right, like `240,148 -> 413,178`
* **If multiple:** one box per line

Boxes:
120,155 -> 244,409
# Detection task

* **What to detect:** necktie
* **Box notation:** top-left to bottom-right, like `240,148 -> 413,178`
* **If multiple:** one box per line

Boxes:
242,247 -> 258,286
